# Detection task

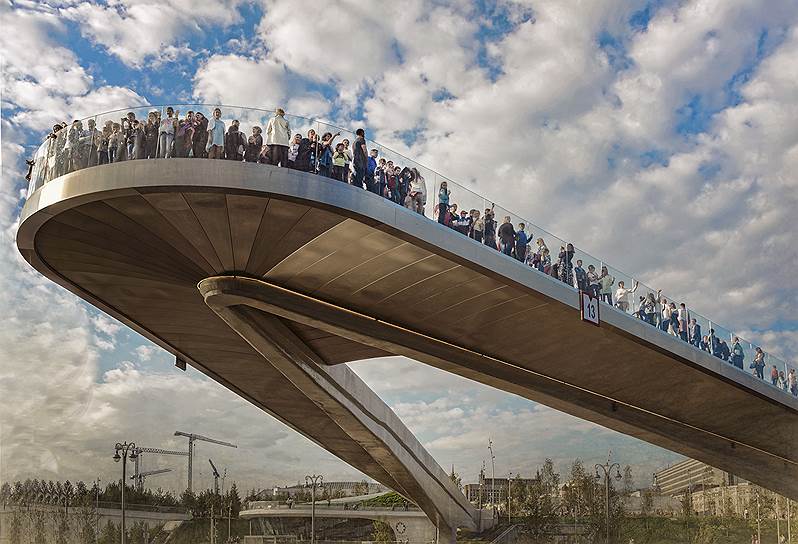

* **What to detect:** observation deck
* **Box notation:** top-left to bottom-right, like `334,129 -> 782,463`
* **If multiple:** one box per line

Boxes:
17,106 -> 798,535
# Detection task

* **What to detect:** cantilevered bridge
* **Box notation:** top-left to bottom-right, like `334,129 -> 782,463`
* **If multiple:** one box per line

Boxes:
18,152 -> 798,542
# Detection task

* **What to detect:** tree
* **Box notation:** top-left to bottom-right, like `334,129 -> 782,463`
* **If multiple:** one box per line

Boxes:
371,520 -> 394,543
621,466 -> 634,497
448,467 -> 462,491
99,520 -> 119,544
539,458 -> 560,499
521,478 -> 557,537
1,482 -> 11,507
226,483 -> 242,516
641,489 -> 654,519
8,510 -> 22,544
353,480 -> 370,496
509,475 -> 529,514
562,459 -> 594,520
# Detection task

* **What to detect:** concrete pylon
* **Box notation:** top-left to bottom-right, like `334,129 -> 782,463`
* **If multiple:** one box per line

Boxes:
201,277 -> 480,541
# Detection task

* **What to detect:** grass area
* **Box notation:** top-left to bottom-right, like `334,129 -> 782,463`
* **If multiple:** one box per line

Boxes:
622,516 -> 790,544
358,491 -> 414,508
169,518 -> 251,544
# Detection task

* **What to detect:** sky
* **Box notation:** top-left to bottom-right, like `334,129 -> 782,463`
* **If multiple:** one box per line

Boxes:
1,0 -> 797,496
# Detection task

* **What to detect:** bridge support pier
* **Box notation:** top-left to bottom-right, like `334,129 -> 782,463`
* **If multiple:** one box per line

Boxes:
201,276 -> 479,539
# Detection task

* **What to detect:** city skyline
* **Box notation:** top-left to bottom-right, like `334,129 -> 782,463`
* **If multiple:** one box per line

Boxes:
2,0 -> 797,497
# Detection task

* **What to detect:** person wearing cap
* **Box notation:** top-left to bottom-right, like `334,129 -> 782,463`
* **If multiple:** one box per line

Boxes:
265,108 -> 291,167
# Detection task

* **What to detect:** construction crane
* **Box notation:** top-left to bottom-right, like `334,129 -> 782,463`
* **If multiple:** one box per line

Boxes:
209,459 -> 221,495
130,468 -> 172,491
131,447 -> 190,491
174,431 -> 237,493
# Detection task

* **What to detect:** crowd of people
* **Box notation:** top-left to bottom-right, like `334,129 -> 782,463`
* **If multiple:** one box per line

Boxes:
29,107 -> 430,214
26,106 -> 797,397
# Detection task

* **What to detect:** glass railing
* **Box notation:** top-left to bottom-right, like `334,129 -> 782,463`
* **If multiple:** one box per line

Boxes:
23,104 -> 798,400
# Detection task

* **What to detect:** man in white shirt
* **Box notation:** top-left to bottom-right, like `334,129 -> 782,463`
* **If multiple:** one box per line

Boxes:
206,108 -> 226,159
265,108 -> 291,167
614,280 -> 638,313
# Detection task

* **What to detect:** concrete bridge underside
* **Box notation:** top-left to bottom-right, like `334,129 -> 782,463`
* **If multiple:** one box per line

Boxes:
17,160 -> 798,532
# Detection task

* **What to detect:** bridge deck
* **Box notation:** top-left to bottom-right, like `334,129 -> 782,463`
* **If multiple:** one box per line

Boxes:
17,159 -> 798,508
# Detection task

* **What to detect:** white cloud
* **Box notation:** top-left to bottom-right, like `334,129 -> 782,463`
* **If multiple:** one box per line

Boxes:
135,345 -> 157,362
257,0 -> 399,85
193,54 -> 288,108
59,0 -> 248,67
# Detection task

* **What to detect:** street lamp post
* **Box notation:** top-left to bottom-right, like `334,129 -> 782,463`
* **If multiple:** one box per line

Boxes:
113,442 -> 138,544
507,472 -> 512,524
488,439 -> 496,520
305,474 -> 323,544
95,477 -> 101,544
595,453 -> 622,544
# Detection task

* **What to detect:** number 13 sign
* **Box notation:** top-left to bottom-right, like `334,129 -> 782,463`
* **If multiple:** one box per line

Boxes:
580,290 -> 600,326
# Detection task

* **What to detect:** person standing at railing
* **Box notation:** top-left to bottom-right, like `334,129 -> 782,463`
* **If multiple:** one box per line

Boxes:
367,149 -> 379,193
483,205 -> 497,249
640,292 -> 658,325
295,129 -> 317,172
677,303 -> 689,341
206,108 -> 226,159
342,138 -> 354,182
108,123 -> 120,164
770,365 -> 779,386
85,118 -> 101,167
750,348 -> 765,379
515,224 -> 530,263
454,209 -> 472,235
246,127 -> 264,163
132,120 -> 146,159
144,111 -> 159,159
586,265 -> 600,298
614,280 -> 638,312
122,112 -> 136,159
558,243 -> 575,286
175,112 -> 195,158
98,122 -> 111,165
688,318 -> 702,347
352,128 -> 369,189
730,337 -> 745,369
332,143 -> 347,181
788,369 -> 797,395
158,107 -> 177,158
437,182 -> 450,224
192,112 -> 209,158
287,133 -> 301,168
403,167 -> 426,214
498,217 -> 515,256
598,266 -> 614,305
317,132 -> 337,178
471,209 -> 483,242
375,157 -> 388,197
265,108 -> 291,166
574,259 -> 587,290
224,120 -> 246,161
65,120 -> 82,173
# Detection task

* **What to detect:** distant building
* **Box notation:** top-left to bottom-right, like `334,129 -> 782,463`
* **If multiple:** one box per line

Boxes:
463,477 -> 538,506
678,482 -> 787,518
622,491 -> 680,515
273,481 -> 387,498
653,459 -> 740,496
